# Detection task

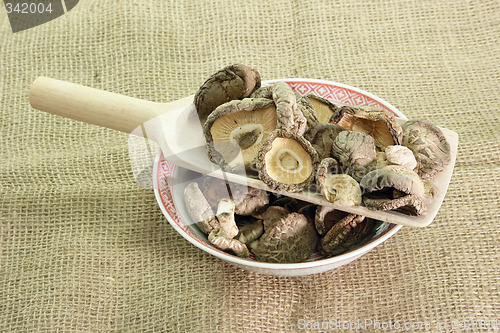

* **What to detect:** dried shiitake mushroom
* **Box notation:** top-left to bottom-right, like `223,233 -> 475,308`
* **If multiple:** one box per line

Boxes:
331,131 -> 377,167
384,145 -> 417,170
257,129 -> 319,192
319,214 -> 374,256
231,186 -> 269,216
201,177 -> 231,208
208,199 -> 249,258
305,94 -> 339,123
402,120 -> 451,180
253,205 -> 289,227
253,212 -> 318,263
194,64 -> 261,120
269,196 -> 310,212
208,234 -> 250,258
297,95 -> 320,139
237,220 -> 264,244
184,182 -> 219,234
360,165 -> 428,215
307,123 -> 345,160
331,106 -> 403,148
204,98 -> 277,170
314,205 -> 350,236
251,82 -> 307,135
316,158 -> 362,207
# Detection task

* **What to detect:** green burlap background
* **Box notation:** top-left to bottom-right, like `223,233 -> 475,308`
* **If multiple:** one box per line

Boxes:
1,1 -> 499,332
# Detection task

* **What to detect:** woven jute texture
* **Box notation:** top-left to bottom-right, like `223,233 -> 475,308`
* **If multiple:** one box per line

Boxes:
1,1 -> 499,332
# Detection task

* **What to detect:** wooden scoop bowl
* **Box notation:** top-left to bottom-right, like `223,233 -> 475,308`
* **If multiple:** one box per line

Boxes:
29,77 -> 458,227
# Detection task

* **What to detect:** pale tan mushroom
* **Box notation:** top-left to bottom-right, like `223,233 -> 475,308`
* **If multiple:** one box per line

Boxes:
384,145 -> 417,170
183,182 -> 219,234
316,158 -> 362,207
207,199 -> 249,257
257,129 -> 319,193
237,220 -> 264,244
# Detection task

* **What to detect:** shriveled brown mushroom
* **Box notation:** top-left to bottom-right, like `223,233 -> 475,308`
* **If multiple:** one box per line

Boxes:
319,214 -> 374,256
208,234 -> 250,258
305,94 -> 339,123
194,64 -> 261,120
184,182 -> 219,234
297,96 -> 320,139
331,131 -> 377,168
204,98 -> 277,170
307,123 -> 345,160
253,205 -> 290,229
257,129 -> 319,192
269,196 -> 310,213
231,186 -> 269,216
251,82 -> 307,135
314,205 -> 350,235
201,176 -> 231,209
402,120 -> 451,180
360,165 -> 428,215
253,212 -> 318,263
237,220 -> 264,244
208,199 -> 249,257
214,199 -> 239,239
330,106 -> 403,149
316,158 -> 362,207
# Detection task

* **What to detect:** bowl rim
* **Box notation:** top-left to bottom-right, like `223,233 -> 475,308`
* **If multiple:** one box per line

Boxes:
153,78 -> 405,271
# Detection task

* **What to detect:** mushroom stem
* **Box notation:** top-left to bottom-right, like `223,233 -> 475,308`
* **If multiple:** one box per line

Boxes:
215,199 -> 238,239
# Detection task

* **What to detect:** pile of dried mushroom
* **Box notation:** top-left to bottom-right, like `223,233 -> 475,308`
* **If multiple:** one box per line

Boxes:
183,64 -> 451,262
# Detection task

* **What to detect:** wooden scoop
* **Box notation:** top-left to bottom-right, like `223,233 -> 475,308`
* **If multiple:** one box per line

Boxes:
29,77 -> 458,227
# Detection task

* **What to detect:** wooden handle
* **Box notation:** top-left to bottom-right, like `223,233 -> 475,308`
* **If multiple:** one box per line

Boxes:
30,77 -> 165,133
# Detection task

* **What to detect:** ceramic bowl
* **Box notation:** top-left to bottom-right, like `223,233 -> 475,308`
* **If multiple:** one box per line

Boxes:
153,79 -> 405,276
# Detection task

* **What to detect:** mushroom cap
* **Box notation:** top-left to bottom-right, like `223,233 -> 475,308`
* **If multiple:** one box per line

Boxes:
297,96 -> 320,139
184,182 -> 219,234
316,159 -> 362,207
307,123 -> 345,160
208,231 -> 250,258
319,214 -> 374,256
330,106 -> 403,148
254,212 -> 318,263
314,205 -> 350,235
257,129 -> 319,192
305,95 -> 340,123
360,165 -> 425,198
194,64 -> 261,120
402,119 -> 451,180
331,131 -> 377,167
363,194 -> 429,216
201,176 -> 231,209
256,205 -> 290,230
252,82 -> 307,135
384,145 -> 417,170
204,98 -> 277,170
269,195 -> 310,213
232,186 -> 269,216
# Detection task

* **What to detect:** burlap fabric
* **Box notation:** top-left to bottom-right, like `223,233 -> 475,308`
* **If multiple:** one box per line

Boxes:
1,1 -> 499,332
